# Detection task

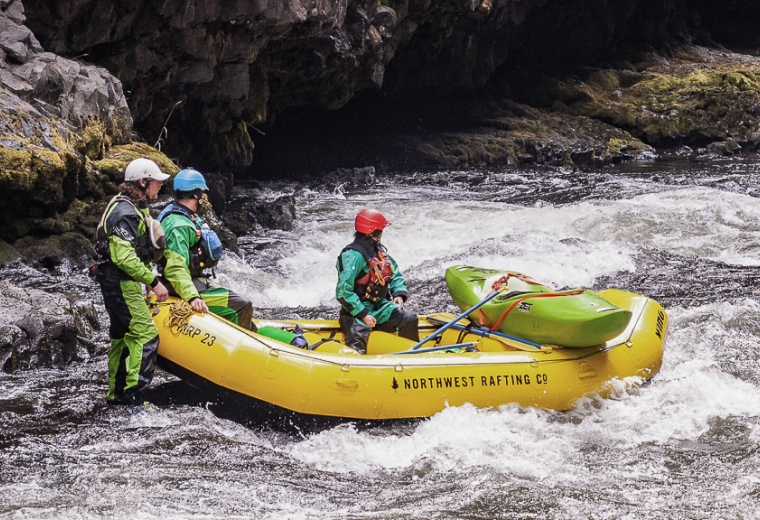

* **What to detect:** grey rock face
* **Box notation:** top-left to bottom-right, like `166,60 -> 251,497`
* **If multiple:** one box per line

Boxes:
0,281 -> 102,372
19,0 -> 711,172
0,0 -> 133,245
0,0 -> 132,141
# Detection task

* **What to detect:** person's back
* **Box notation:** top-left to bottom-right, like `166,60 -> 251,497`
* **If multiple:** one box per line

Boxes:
158,168 -> 254,330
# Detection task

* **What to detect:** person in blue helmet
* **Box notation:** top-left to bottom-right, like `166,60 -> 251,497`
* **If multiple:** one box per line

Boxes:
336,208 -> 419,354
157,168 -> 255,330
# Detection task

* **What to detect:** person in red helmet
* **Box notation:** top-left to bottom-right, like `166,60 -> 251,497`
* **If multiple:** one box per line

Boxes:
335,209 -> 419,354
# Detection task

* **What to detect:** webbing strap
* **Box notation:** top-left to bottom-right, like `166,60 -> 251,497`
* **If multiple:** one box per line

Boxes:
308,330 -> 338,351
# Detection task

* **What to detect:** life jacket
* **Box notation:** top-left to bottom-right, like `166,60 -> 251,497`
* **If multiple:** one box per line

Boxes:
339,239 -> 395,303
95,195 -> 166,263
157,203 -> 224,277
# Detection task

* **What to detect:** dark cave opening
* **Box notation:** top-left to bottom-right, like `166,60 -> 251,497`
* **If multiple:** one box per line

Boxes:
246,89 -> 487,181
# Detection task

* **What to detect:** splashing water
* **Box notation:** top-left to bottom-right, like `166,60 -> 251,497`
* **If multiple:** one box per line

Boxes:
2,158 -> 760,519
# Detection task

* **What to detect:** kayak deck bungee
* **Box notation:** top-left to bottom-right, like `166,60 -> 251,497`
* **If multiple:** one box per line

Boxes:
445,266 -> 633,347
150,287 -> 667,420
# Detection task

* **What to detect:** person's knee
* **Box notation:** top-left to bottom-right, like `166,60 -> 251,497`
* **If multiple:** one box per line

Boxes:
401,308 -> 417,322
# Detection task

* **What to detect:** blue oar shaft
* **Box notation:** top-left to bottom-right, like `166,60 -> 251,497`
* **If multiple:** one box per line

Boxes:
411,290 -> 502,350
426,317 -> 541,349
395,343 -> 475,355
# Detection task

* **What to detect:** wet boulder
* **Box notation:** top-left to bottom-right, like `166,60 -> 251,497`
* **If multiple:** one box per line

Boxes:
255,195 -> 297,231
317,166 -> 376,191
706,138 -> 742,156
0,281 -> 102,372
223,194 -> 297,233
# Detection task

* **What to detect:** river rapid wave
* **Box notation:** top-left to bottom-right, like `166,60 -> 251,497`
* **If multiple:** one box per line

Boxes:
2,154 -> 760,519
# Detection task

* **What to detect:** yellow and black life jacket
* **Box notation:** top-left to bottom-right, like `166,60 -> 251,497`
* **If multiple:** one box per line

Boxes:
95,195 -> 166,263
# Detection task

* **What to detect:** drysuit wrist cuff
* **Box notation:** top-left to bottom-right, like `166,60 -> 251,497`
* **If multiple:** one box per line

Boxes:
392,292 -> 408,302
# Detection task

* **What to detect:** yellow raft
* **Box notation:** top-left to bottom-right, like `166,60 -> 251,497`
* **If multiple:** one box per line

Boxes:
151,288 -> 667,420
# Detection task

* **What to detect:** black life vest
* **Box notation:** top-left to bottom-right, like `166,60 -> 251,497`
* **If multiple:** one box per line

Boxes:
339,239 -> 395,303
157,203 -> 222,277
95,195 -> 166,263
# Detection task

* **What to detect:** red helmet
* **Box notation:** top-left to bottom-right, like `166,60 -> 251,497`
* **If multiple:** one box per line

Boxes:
355,208 -> 391,234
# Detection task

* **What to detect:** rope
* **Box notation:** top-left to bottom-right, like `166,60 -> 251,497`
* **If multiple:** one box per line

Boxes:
163,299 -> 195,334
476,273 -> 587,332
490,272 -> 543,291
489,289 -> 587,331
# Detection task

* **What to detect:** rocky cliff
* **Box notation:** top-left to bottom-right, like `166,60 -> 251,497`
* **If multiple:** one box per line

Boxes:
3,0 -> 760,263
16,0 -> 757,175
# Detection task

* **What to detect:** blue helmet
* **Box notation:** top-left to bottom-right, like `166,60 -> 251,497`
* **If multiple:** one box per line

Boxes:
173,168 -> 208,192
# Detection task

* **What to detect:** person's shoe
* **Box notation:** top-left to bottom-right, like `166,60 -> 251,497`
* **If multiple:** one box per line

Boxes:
106,393 -> 142,406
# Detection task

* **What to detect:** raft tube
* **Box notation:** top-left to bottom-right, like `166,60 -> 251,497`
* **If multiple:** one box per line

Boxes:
151,288 -> 667,420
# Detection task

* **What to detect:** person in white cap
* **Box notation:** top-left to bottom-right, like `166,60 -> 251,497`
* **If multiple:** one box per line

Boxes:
91,158 -> 171,405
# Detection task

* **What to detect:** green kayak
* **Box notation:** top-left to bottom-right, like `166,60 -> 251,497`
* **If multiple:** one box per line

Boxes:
445,265 -> 633,348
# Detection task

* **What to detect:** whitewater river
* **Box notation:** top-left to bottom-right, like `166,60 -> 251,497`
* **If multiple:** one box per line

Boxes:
2,154 -> 760,519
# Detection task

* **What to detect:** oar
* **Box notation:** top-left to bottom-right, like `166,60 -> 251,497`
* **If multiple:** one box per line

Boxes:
425,316 -> 542,350
411,290 -> 503,350
395,342 -> 476,355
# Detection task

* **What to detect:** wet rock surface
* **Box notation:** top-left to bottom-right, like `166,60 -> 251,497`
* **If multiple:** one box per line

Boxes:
0,280 -> 102,372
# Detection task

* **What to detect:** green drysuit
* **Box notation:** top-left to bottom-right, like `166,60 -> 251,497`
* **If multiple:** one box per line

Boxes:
335,247 -> 409,324
97,196 -> 161,404
159,204 -> 253,329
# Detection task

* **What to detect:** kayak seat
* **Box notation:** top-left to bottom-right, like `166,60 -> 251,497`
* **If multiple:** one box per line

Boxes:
496,290 -> 539,301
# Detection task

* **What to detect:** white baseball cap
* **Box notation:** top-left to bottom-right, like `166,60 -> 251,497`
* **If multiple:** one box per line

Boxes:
124,158 -> 171,182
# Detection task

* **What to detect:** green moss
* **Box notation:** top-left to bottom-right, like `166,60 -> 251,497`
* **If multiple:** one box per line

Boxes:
587,70 -> 620,90
77,119 -> 111,161
92,143 -> 180,183
0,148 -> 34,190
662,116 -> 696,137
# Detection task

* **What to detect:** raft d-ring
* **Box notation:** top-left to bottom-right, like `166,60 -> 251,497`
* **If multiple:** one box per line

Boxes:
394,364 -> 403,372
340,364 -> 350,372
625,340 -> 634,348
269,348 -> 280,357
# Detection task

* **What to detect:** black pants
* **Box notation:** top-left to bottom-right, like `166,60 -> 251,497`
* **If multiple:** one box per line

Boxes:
339,307 -> 419,354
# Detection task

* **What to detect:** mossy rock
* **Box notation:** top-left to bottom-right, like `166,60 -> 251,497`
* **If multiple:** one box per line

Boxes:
92,143 -> 180,184
587,70 -> 620,90
76,119 -> 111,161
0,145 -> 75,216
540,49 -> 760,147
